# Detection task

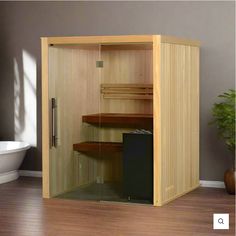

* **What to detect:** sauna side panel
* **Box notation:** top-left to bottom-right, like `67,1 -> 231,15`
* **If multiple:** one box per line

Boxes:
158,43 -> 199,205
48,46 -> 100,197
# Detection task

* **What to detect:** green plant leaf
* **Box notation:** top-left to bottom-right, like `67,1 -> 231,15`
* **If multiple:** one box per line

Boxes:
210,89 -> 236,154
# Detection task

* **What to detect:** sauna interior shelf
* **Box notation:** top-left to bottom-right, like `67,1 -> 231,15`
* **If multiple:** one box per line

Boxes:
73,142 -> 122,153
82,113 -> 153,128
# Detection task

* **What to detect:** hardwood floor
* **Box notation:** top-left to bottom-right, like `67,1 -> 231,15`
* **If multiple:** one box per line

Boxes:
0,177 -> 234,236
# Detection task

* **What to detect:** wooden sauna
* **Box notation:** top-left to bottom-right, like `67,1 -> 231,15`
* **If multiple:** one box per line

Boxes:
41,35 -> 200,206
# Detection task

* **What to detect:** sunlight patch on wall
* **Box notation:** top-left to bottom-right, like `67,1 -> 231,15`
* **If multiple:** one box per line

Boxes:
14,59 -> 21,138
14,50 -> 37,147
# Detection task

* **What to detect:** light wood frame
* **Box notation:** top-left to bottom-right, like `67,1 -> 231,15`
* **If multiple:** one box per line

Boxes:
42,35 -> 200,206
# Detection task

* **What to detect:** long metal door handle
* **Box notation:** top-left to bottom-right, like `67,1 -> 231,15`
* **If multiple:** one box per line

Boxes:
51,98 -> 57,147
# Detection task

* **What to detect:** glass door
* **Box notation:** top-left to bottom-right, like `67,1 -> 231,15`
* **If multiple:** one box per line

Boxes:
48,44 -> 101,200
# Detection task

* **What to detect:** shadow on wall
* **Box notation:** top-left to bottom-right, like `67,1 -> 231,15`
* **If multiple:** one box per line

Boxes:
14,50 -> 37,147
0,5 -> 42,171
14,50 -> 40,170
0,35 -> 41,170
0,22 -> 15,140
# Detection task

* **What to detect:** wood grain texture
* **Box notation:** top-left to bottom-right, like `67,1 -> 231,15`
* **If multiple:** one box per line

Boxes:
101,84 -> 153,88
156,42 -> 200,206
44,35 -> 200,47
46,35 -> 154,45
82,113 -> 153,128
100,46 -> 153,136
103,94 -> 153,100
153,35 -> 162,206
48,45 -> 100,196
101,83 -> 153,100
0,177 -> 234,236
160,35 -> 200,46
41,38 -> 50,198
98,47 -> 153,184
73,142 -> 123,153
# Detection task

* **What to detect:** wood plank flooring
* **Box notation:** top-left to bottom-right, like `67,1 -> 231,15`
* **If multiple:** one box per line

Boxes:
0,177 -> 235,236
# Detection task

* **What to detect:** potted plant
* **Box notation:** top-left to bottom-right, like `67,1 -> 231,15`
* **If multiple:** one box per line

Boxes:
210,89 -> 235,194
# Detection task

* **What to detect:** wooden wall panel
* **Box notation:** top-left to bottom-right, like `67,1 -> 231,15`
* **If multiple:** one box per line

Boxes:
101,47 -> 153,114
100,47 -> 153,140
48,46 -> 100,196
156,43 -> 199,205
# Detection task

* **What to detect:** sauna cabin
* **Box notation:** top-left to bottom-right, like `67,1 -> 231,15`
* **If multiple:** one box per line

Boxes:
41,35 -> 200,206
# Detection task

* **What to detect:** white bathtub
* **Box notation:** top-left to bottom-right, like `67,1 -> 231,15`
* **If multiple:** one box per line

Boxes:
0,141 -> 30,184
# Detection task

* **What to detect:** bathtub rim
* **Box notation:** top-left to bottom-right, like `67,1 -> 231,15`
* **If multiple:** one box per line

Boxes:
0,141 -> 31,155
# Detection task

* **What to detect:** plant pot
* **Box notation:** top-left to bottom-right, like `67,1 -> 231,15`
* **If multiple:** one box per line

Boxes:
224,168 -> 235,194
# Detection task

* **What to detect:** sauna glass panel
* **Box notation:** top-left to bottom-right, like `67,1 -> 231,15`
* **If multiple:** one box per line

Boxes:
99,43 -> 153,203
48,44 -> 102,200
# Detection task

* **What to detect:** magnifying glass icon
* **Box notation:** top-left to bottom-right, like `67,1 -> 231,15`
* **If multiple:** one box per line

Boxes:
218,218 -> 224,224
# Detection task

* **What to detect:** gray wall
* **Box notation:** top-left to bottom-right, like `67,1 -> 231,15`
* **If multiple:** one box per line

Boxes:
0,1 -> 234,180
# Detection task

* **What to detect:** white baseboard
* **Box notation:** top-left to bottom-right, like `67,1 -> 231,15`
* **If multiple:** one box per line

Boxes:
19,170 -> 42,178
200,180 -> 225,188
18,172 -> 225,189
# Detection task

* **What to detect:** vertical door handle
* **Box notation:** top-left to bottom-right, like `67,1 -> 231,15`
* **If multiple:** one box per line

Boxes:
51,98 -> 57,147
